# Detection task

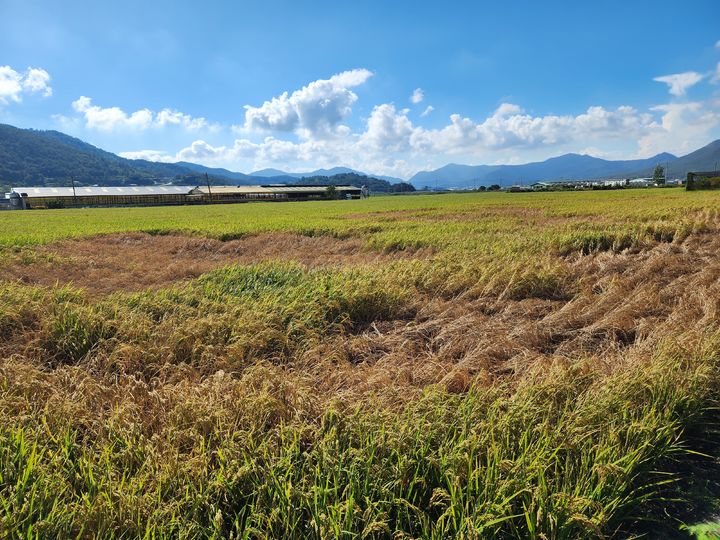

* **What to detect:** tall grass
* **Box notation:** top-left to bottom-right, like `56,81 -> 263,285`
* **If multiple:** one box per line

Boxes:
2,339 -> 719,538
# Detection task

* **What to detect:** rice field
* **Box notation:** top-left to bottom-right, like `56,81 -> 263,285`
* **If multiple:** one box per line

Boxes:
2,188 -> 720,538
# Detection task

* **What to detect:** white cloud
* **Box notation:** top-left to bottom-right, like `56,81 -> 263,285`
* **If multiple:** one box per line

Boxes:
405,103 -> 656,156
118,61 -> 720,178
0,67 -> 22,105
119,149 -> 176,162
0,65 -> 52,105
72,96 -> 153,130
359,104 -> 415,152
126,135 -> 421,179
71,96 -> 212,132
156,109 -> 209,129
243,68 -> 373,139
716,40 -> 720,49
410,88 -> 424,104
125,100 -> 673,178
22,68 -> 52,97
638,101 -> 720,156
653,71 -> 705,97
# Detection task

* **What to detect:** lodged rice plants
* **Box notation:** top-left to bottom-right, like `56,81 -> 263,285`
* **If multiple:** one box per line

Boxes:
2,188 -> 720,538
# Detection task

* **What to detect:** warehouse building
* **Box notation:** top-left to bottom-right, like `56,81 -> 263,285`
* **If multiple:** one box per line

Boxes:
5,184 -> 364,209
191,184 -> 364,203
8,185 -> 193,209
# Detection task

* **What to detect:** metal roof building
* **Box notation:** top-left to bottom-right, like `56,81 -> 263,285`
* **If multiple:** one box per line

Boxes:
7,184 -> 364,209
9,185 -> 196,209
192,184 -> 363,202
12,186 -> 194,197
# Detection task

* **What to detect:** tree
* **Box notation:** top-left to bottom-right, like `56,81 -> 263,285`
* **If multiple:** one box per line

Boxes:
653,165 -> 665,186
325,185 -> 338,199
391,182 -> 416,193
488,184 -> 501,191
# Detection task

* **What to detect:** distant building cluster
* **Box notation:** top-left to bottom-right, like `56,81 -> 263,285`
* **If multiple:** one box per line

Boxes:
509,177 -> 685,192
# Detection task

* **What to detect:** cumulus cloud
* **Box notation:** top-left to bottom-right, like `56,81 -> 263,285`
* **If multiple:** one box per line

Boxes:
125,100 -> 677,178
119,149 -> 176,162
359,104 -> 415,152
638,101 -> 720,156
118,62 -> 720,178
410,88 -> 424,104
243,68 -> 373,139
122,135 -> 419,179
72,96 -> 153,130
22,68 -> 52,97
0,66 -> 52,105
71,96 -> 212,132
156,109 -> 209,129
394,102 -> 656,156
0,68 -> 23,105
653,71 -> 705,96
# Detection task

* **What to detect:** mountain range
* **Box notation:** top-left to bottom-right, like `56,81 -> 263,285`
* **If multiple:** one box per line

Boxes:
0,124 -> 409,190
408,145 -> 720,189
1,123 -> 719,190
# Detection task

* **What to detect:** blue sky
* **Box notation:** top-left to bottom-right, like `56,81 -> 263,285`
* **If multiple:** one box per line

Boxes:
1,0 -> 719,178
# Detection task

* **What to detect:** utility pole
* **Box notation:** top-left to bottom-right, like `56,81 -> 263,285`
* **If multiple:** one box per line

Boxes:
70,176 -> 77,205
205,173 -> 213,203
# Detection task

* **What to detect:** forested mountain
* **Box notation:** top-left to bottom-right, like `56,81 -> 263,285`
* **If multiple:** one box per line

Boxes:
619,140 -> 720,179
0,124 -> 225,188
0,124 -> 412,193
294,172 -> 415,193
3,122 -> 719,193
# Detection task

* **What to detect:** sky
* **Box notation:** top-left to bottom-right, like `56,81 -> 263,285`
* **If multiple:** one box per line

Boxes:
1,0 -> 720,179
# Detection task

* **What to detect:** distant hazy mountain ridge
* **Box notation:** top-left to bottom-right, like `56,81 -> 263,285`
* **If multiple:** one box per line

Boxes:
409,152 -> 685,189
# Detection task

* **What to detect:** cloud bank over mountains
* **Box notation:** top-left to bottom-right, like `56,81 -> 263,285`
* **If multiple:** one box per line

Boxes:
2,48 -> 720,178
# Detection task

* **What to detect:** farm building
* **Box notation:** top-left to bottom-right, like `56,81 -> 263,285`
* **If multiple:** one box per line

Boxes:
5,184 -> 364,209
191,184 -> 363,203
7,185 -> 193,209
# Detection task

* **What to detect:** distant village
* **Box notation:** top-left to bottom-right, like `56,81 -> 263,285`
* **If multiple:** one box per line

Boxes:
509,176 -> 684,192
425,173 -> 689,193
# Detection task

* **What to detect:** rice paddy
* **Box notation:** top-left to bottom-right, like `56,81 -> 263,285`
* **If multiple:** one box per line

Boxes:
2,188 -> 720,538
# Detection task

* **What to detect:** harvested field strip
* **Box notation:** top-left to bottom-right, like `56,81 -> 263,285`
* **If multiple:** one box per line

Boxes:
0,231 -> 431,297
